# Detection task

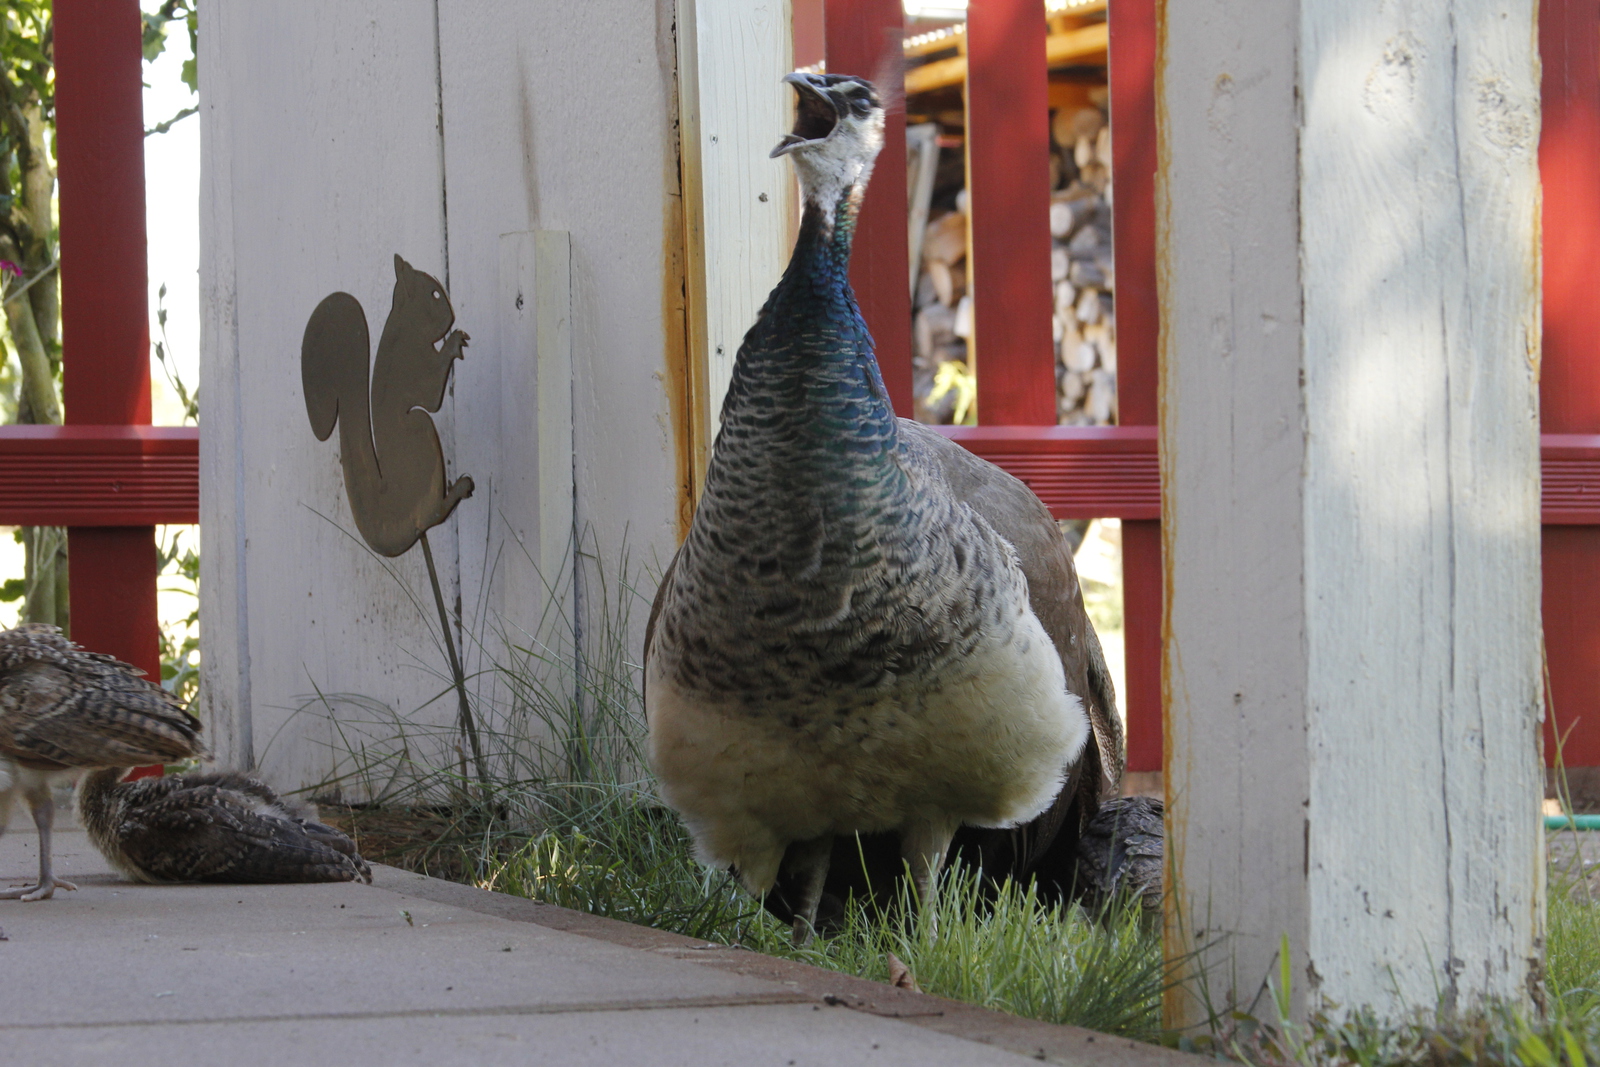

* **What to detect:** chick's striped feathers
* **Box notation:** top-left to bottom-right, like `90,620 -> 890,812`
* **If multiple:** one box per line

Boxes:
0,624 -> 202,770
80,770 -> 372,885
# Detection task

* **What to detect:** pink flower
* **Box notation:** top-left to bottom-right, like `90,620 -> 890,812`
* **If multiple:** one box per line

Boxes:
0,261 -> 22,277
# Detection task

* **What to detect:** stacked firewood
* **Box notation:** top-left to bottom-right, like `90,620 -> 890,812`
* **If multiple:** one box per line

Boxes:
1051,105 -> 1116,426
910,101 -> 1117,426
912,194 -> 973,424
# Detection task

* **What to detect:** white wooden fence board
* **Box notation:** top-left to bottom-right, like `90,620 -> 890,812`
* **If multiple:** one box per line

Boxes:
200,0 -> 458,792
677,0 -> 794,480
1157,0 -> 1312,1021
1161,0 -> 1542,1021
493,230 -> 575,672
197,0 -> 248,770
435,0 -> 684,606
1298,0 -> 1544,1010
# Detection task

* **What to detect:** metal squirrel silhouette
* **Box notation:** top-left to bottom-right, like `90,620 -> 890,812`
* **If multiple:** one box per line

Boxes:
301,254 -> 475,557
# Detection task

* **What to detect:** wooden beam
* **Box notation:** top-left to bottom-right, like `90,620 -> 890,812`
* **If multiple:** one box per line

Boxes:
905,23 -> 1107,95
938,425 -> 1158,518
0,426 -> 199,526
966,0 -> 1055,426
676,0 -> 795,494
1161,0 -> 1542,1022
54,0 -> 162,699
1539,0 -> 1600,769
825,0 -> 914,416
1109,0 -> 1161,775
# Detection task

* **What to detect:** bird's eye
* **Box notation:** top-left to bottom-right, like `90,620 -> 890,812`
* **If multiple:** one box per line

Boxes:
432,291 -> 441,299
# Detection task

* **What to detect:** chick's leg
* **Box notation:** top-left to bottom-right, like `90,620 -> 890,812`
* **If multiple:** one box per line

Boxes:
780,834 -> 833,947
0,793 -> 77,901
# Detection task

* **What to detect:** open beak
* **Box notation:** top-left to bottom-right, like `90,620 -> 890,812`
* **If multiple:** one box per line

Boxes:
771,72 -> 843,158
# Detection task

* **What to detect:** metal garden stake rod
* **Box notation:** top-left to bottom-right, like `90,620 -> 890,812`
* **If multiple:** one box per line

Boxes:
418,529 -> 487,789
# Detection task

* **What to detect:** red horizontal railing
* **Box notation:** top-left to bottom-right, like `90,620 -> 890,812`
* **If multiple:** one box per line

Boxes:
0,424 -> 199,526
937,425 -> 1159,520
1541,434 -> 1600,524
3,418 -> 1580,546
934,427 -> 1597,527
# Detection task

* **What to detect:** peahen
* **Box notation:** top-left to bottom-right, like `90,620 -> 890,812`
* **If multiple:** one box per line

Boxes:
78,768 -> 372,885
645,72 -> 1125,942
0,624 -> 203,900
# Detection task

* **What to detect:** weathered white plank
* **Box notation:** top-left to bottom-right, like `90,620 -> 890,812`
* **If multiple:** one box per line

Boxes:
1160,0 -> 1542,1021
495,230 -> 574,650
434,0 -> 683,557
200,0 -> 458,792
196,0 -> 249,771
432,1 -> 685,736
677,0 -> 794,483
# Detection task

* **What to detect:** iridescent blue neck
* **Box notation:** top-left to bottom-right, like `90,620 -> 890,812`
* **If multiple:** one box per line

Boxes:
711,179 -> 899,477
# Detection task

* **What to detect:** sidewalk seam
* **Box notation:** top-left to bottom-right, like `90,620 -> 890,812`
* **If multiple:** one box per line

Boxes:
0,991 -> 817,1032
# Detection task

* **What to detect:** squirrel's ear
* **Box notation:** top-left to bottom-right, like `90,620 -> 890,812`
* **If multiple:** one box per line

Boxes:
393,253 -> 407,279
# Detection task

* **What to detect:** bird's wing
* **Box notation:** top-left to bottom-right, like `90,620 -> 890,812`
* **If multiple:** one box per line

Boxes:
896,419 -> 1123,790
641,547 -> 682,706
0,623 -> 81,671
895,420 -> 1123,880
116,780 -> 370,884
1,656 -> 202,769
1074,795 -> 1164,909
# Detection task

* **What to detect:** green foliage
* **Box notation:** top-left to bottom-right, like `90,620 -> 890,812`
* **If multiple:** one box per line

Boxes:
143,1 -> 196,90
153,282 -> 198,423
156,526 -> 199,704
751,869 -> 1169,1039
142,1 -> 197,134
1165,870 -> 1600,1067
1,1 -> 54,117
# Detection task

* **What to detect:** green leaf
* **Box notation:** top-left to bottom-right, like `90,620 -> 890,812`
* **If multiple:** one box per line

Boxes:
1563,1024 -> 1587,1067
0,577 -> 23,603
1518,1031 -> 1559,1067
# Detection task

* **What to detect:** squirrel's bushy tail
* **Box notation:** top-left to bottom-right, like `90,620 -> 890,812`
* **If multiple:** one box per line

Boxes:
302,292 -> 372,443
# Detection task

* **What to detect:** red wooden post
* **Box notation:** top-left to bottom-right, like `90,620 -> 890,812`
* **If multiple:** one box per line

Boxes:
1109,0 -> 1163,776
825,0 -> 914,416
1540,0 -> 1600,777
54,0 -> 163,776
964,0 -> 1056,426
794,0 -> 826,70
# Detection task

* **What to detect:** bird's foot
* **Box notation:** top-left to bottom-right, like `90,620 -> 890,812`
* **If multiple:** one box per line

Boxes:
0,878 -> 76,901
791,915 -> 815,948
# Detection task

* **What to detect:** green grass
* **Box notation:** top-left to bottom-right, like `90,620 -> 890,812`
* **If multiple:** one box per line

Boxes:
298,527 -> 1600,1061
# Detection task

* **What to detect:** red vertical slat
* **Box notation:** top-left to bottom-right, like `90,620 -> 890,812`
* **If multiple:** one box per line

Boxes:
964,0 -> 1056,426
794,0 -> 826,70
1540,0 -> 1600,769
55,0 -> 163,769
1110,0 -> 1163,774
825,0 -> 914,416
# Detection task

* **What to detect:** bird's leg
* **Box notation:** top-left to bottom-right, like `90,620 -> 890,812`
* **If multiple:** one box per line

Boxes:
899,820 -> 956,928
781,834 -> 833,947
0,792 -> 76,901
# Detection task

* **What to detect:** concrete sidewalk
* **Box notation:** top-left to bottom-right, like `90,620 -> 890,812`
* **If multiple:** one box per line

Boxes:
0,814 -> 1185,1067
